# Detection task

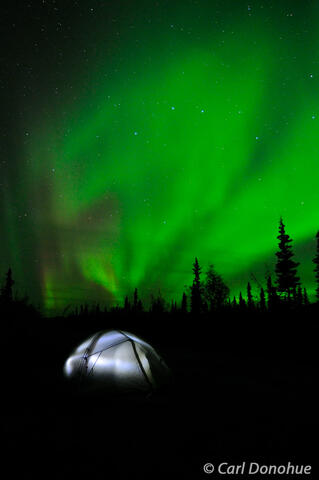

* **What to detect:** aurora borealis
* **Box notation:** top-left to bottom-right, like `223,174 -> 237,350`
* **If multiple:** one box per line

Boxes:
1,1 -> 319,311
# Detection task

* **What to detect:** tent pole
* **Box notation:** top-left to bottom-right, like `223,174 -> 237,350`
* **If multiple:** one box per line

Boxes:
130,340 -> 153,392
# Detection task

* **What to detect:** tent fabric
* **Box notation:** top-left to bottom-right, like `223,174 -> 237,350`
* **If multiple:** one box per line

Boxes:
64,330 -> 170,392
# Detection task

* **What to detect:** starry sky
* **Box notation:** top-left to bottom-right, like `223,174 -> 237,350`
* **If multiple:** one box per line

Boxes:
1,0 -> 318,312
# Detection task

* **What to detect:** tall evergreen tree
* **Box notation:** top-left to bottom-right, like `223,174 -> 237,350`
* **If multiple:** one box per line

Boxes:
296,286 -> 303,307
1,268 -> 14,302
203,264 -> 230,311
133,288 -> 138,311
124,295 -> 131,312
239,292 -> 246,309
191,258 -> 202,314
170,300 -> 177,313
266,275 -> 277,311
275,218 -> 300,297
313,231 -> 319,301
137,299 -> 143,312
247,282 -> 253,310
259,287 -> 266,312
303,287 -> 309,306
181,292 -> 188,314
150,292 -> 165,314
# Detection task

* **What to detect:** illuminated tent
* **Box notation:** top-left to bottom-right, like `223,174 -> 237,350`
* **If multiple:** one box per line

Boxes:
64,330 -> 170,392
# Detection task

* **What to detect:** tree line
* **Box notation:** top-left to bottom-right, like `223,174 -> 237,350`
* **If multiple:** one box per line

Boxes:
118,218 -> 319,315
1,218 -> 319,316
188,218 -> 319,315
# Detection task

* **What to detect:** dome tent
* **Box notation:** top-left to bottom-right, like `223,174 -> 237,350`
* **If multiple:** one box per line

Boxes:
64,330 -> 170,392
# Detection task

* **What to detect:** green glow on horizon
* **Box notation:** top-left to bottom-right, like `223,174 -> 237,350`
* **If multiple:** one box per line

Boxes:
3,2 -> 319,310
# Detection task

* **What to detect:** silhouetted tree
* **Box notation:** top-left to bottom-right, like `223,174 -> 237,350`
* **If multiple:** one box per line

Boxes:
124,295 -> 131,312
239,292 -> 246,309
303,287 -> 309,306
232,296 -> 237,308
314,231 -> 319,301
137,299 -> 143,312
259,287 -> 266,312
130,288 -> 143,312
150,292 -> 165,314
266,275 -> 277,311
170,300 -> 177,313
181,292 -> 188,314
1,268 -> 14,303
203,264 -> 230,311
296,286 -> 303,307
275,218 -> 300,298
247,282 -> 253,310
133,288 -> 138,311
191,258 -> 202,314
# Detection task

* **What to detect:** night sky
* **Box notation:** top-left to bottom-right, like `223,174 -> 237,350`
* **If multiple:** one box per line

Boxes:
1,0 -> 318,312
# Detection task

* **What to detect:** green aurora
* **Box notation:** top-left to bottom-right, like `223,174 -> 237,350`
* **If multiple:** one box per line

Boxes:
1,1 -> 319,311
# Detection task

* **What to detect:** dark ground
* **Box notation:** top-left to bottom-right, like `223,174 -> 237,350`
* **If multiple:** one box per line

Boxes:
2,307 -> 318,479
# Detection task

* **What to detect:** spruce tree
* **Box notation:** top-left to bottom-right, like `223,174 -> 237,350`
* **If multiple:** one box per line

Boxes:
247,282 -> 253,310
313,231 -> 319,301
203,264 -> 230,311
275,218 -> 300,297
150,292 -> 165,314
191,258 -> 202,314
137,299 -> 143,312
170,300 -> 177,313
296,286 -> 303,307
303,288 -> 309,305
232,296 -> 237,308
181,292 -> 187,314
259,287 -> 266,312
124,295 -> 131,312
133,288 -> 138,311
1,268 -> 14,302
239,292 -> 246,309
266,275 -> 277,311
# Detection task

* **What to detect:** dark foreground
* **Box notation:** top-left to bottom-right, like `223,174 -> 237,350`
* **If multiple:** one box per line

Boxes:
2,308 -> 318,479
